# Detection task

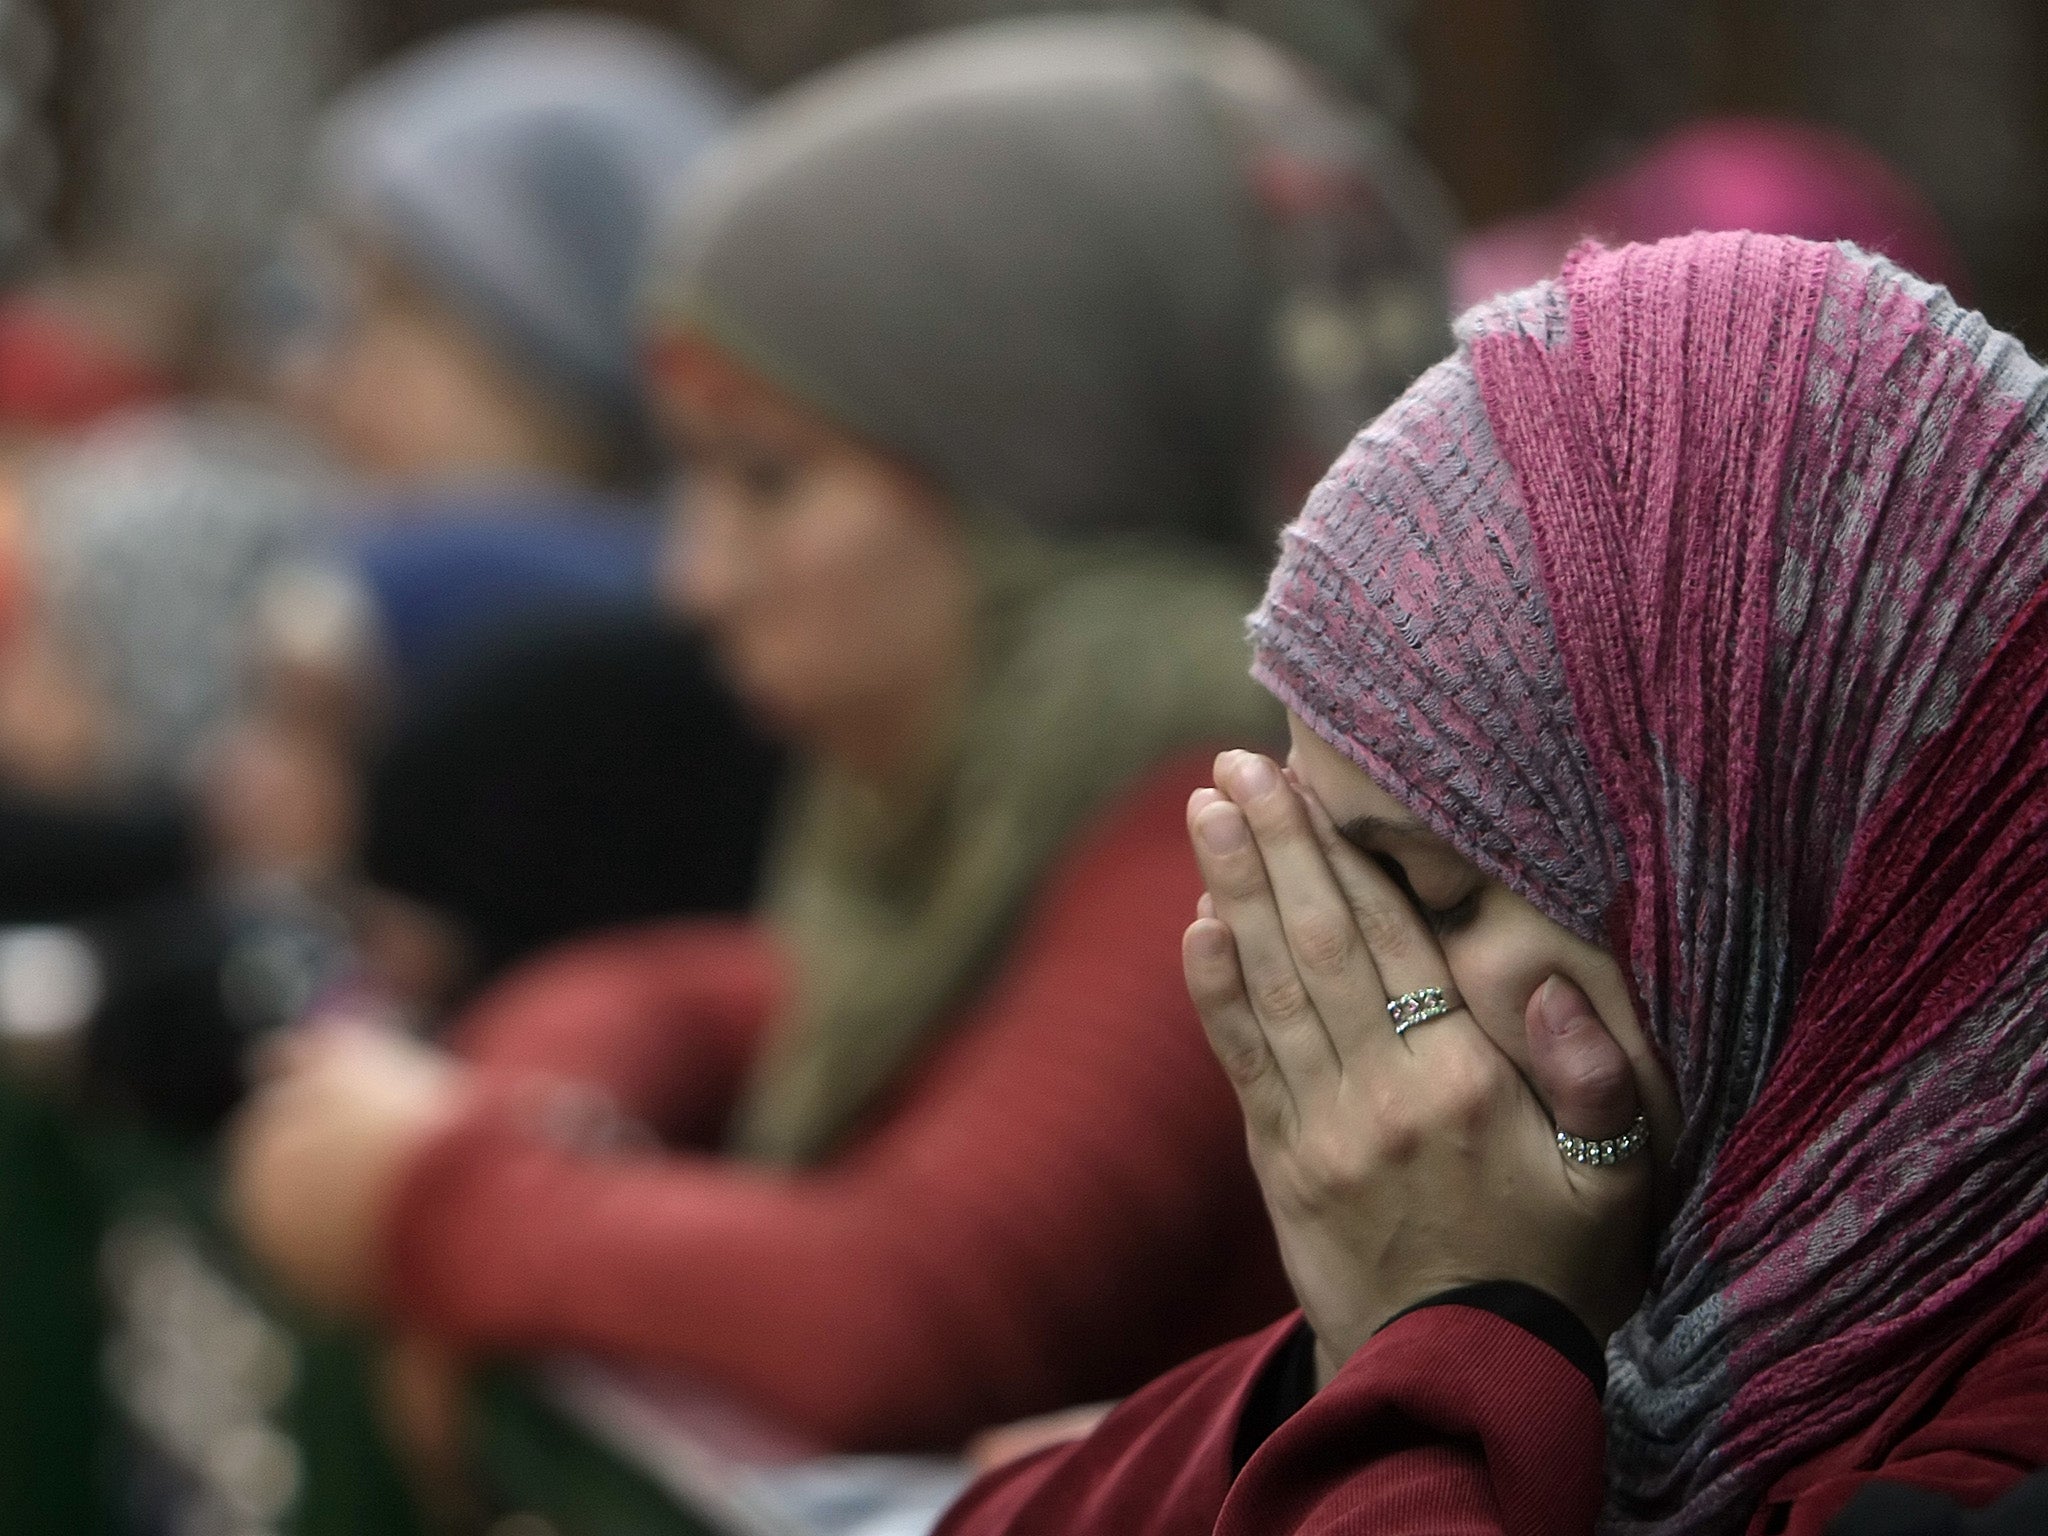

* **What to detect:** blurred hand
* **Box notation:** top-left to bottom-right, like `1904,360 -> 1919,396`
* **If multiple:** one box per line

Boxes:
1184,752 -> 1650,1375
964,1403 -> 1116,1474
226,1021 -> 464,1315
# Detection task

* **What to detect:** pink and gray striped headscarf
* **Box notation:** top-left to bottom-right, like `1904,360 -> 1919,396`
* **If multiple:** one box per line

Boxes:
1251,232 -> 2048,1531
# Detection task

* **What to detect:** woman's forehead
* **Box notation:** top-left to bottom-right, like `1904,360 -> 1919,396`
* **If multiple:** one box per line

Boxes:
1283,713 -> 1427,833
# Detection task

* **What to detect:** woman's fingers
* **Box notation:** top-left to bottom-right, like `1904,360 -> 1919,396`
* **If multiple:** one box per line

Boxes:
1189,787 -> 1341,1093
1526,974 -> 1645,1181
1267,764 -> 1465,1056
1524,974 -> 1654,1336
1182,917 -> 1294,1137
1213,753 -> 1398,1067
1294,777 -> 1437,980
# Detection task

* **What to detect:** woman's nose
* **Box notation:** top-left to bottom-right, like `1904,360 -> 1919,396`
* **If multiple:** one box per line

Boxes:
662,491 -> 748,625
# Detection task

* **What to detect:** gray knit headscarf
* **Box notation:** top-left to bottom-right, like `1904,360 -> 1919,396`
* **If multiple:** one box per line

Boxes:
312,15 -> 743,473
650,12 -> 1450,547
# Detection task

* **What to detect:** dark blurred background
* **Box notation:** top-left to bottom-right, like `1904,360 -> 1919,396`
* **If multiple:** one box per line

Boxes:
19,0 -> 2048,350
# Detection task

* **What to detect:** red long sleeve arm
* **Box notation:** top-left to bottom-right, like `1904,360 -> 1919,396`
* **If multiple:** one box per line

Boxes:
939,1304 -> 1605,1536
1221,1306 -> 1606,1536
446,918 -> 784,1148
379,754 -> 1288,1450
942,1280 -> 2048,1536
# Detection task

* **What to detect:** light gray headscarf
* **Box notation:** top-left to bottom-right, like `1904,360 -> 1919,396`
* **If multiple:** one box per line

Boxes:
313,15 -> 743,471
652,11 -> 1450,546
24,409 -> 333,791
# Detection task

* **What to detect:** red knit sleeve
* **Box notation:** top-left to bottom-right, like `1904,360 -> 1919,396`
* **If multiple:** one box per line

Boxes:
444,918 -> 784,1147
379,752 -> 1288,1450
938,1303 -> 1606,1536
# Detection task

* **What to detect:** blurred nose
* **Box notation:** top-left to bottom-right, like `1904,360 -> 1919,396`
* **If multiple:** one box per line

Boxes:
660,479 -> 745,628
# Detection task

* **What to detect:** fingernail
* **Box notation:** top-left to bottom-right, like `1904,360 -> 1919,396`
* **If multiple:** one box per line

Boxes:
1197,805 -> 1249,853
1536,976 -> 1590,1037
1236,756 -> 1277,796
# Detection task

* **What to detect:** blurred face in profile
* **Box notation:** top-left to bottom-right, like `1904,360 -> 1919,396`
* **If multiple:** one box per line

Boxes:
278,241 -> 601,488
651,340 -> 974,776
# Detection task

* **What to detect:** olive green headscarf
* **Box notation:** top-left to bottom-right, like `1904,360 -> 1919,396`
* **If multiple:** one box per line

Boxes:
647,14 -> 1450,1165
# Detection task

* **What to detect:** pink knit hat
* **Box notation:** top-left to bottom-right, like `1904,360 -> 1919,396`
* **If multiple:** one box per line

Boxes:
1453,119 -> 1970,310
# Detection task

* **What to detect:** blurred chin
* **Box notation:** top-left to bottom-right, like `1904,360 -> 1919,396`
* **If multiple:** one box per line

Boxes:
716,643 -> 819,742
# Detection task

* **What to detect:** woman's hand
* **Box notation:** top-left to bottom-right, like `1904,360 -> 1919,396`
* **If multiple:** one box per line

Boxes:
964,1403 -> 1117,1474
226,1020 -> 465,1316
1184,751 -> 1651,1373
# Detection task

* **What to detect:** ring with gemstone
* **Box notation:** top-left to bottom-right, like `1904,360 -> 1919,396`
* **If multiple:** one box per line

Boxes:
1556,1115 -> 1649,1167
1386,986 -> 1455,1036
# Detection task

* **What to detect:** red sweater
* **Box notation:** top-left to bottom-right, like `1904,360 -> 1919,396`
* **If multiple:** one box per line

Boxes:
939,1283 -> 2048,1536
380,754 -> 1290,1450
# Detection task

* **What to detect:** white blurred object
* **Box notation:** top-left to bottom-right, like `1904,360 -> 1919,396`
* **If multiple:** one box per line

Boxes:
0,923 -> 101,1041
540,1358 -> 973,1536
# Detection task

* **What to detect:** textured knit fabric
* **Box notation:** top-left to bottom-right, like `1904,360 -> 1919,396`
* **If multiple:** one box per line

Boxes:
383,755 -> 1290,1448
311,15 -> 740,469
650,13 -> 1450,545
939,1307 -> 1607,1536
1250,232 -> 2048,1531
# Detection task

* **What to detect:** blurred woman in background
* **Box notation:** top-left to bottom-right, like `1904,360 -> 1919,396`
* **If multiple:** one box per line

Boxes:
209,14 -> 771,976
229,13 -> 1451,1455
0,11 -> 774,1139
279,11 -> 738,502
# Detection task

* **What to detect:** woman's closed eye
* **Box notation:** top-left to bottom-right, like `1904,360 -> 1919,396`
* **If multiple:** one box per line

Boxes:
731,450 -> 802,505
674,429 -> 808,511
1367,851 -> 1480,937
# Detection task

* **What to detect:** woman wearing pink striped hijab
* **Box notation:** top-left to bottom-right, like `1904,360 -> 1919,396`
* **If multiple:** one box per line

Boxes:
937,232 -> 2048,1534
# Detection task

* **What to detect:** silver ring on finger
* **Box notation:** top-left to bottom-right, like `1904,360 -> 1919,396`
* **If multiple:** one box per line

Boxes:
1556,1115 -> 1649,1167
1387,986 -> 1457,1037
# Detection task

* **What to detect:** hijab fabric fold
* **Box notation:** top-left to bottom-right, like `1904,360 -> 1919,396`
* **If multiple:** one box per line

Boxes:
1250,232 -> 2048,1531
